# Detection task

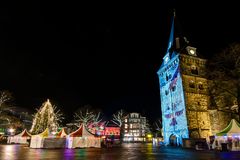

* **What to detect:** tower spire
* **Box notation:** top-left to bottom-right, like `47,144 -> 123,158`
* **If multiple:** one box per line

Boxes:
162,10 -> 175,65
166,15 -> 174,54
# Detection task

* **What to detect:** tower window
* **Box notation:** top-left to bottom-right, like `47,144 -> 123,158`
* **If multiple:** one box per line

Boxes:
166,74 -> 172,81
190,65 -> 198,75
165,90 -> 169,95
171,86 -> 176,92
189,80 -> 195,88
198,82 -> 204,90
168,74 -> 172,79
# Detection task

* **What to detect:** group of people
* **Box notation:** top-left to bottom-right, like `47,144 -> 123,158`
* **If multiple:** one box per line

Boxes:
103,135 -> 115,148
212,136 -> 240,151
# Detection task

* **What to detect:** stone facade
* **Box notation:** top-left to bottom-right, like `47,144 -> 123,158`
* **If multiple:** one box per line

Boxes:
179,52 -> 212,139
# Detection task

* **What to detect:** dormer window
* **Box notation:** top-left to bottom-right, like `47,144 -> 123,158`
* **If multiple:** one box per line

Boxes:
163,54 -> 170,64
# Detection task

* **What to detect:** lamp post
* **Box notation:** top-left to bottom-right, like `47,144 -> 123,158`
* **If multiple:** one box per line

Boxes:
8,128 -> 15,136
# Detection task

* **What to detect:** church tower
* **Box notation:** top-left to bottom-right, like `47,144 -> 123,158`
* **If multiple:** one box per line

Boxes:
157,13 -> 212,145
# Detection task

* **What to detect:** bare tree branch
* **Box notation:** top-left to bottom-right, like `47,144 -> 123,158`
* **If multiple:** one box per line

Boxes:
111,109 -> 125,127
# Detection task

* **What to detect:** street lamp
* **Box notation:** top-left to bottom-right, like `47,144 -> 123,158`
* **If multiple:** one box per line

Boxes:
8,128 -> 15,135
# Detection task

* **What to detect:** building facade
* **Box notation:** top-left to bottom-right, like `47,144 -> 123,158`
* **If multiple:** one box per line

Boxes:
157,16 -> 212,145
104,121 -> 120,140
122,113 -> 146,142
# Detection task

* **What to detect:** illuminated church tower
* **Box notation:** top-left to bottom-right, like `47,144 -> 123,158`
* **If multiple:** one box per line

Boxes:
157,14 -> 211,145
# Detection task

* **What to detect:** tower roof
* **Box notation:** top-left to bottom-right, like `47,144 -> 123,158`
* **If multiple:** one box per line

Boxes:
168,10 -> 190,55
160,10 -> 207,69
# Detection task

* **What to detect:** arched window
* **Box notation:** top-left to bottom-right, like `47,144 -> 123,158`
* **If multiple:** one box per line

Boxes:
189,80 -> 195,88
166,75 -> 169,81
198,82 -> 204,90
165,90 -> 169,95
171,86 -> 176,92
190,65 -> 198,75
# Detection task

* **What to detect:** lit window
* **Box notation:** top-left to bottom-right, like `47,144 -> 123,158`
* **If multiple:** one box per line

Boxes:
125,124 -> 128,129
125,119 -> 127,122
130,124 -> 132,128
134,133 -> 139,136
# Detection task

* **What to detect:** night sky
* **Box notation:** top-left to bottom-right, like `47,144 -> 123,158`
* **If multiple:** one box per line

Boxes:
1,1 -> 239,123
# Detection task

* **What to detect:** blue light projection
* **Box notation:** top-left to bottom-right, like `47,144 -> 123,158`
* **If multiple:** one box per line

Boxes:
157,17 -> 189,145
157,54 -> 189,145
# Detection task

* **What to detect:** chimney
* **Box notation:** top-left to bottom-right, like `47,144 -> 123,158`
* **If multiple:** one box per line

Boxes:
175,37 -> 180,49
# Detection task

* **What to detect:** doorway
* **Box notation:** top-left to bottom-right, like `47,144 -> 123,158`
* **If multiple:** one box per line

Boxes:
169,134 -> 178,146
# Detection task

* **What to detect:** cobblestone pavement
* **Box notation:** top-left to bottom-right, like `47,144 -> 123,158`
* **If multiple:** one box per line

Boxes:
1,143 -> 240,160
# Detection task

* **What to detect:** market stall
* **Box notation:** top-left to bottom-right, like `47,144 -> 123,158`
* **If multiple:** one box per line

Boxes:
213,119 -> 240,151
66,124 -> 101,148
8,129 -> 31,144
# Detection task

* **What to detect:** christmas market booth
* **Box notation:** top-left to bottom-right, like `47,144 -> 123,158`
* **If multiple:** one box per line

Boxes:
55,127 -> 67,138
7,129 -> 31,144
66,124 -> 101,148
30,128 -> 49,148
30,128 -> 66,148
213,119 -> 240,151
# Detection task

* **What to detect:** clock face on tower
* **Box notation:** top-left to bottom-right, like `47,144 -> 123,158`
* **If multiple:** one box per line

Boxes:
186,46 -> 197,56
189,49 -> 195,55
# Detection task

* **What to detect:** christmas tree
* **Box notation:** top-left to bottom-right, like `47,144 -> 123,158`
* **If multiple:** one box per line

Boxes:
30,99 -> 63,134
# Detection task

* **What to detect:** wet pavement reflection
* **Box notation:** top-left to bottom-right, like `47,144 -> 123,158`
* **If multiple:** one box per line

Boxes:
1,143 -> 240,160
